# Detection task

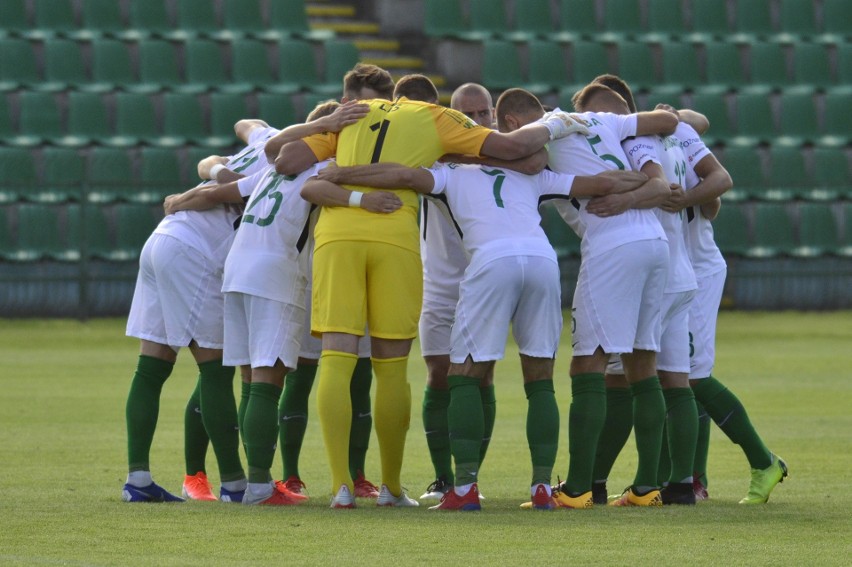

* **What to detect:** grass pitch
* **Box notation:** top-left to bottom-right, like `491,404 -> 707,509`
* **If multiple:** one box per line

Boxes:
1,312 -> 851,566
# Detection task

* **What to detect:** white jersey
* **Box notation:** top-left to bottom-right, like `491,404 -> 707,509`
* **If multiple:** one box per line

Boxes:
622,133 -> 697,293
543,109 -> 666,258
420,196 -> 468,304
222,161 -> 328,304
678,122 -> 727,279
426,162 -> 575,273
154,126 -> 280,266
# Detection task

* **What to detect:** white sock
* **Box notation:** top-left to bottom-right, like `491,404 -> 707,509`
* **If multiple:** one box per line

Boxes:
455,483 -> 474,497
222,479 -> 248,492
247,482 -> 274,498
127,471 -> 153,488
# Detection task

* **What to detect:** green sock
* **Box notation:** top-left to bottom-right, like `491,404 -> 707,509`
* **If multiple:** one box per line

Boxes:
663,387 -> 698,484
564,373 -> 606,495
238,380 -> 251,435
198,360 -> 244,482
126,355 -> 174,472
184,377 -> 209,475
657,422 -> 671,486
525,380 -> 559,486
279,363 -> 317,480
479,384 -> 496,467
592,387 -> 632,482
243,382 -> 282,484
422,386 -> 453,483
630,375 -> 666,489
692,376 -> 772,470
348,357 -> 373,480
694,401 -> 711,487
447,375 -> 484,486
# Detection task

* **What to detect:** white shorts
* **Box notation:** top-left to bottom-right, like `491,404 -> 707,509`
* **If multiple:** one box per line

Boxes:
299,282 -> 371,360
419,296 -> 456,357
223,292 -> 304,370
450,255 -> 562,363
689,269 -> 726,379
126,233 -> 224,350
571,239 -> 668,356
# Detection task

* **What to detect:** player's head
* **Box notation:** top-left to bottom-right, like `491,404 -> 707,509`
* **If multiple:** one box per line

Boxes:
393,74 -> 439,103
495,88 -> 545,133
571,83 -> 630,115
592,74 -> 637,113
450,83 -> 495,128
342,63 -> 395,102
306,99 -> 340,122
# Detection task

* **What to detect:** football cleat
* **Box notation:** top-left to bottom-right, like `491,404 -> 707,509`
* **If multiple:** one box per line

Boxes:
609,486 -> 663,507
219,486 -> 245,503
274,479 -> 308,502
660,482 -> 696,505
693,475 -> 709,501
420,476 -> 451,500
182,472 -> 217,501
529,483 -> 555,510
281,476 -> 308,498
122,482 -> 184,503
376,485 -> 420,507
353,471 -> 380,498
739,454 -> 788,504
331,484 -> 356,509
429,484 -> 481,511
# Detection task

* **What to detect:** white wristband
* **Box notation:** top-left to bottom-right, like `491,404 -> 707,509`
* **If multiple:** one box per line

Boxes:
348,191 -> 363,207
209,163 -> 227,180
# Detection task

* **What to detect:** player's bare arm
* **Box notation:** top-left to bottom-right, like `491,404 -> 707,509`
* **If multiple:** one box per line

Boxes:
654,103 -> 710,135
163,181 -> 242,215
660,153 -> 732,213
480,112 -> 590,160
634,109 -> 679,136
299,178 -> 403,213
197,155 -> 228,180
233,119 -> 269,144
441,147 -> 548,175
316,162 -> 436,194
265,101 -> 369,163
569,170 -> 649,198
701,197 -> 722,220
585,162 -> 669,217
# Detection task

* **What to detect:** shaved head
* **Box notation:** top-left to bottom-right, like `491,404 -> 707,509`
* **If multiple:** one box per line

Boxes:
450,83 -> 494,128
494,88 -> 545,132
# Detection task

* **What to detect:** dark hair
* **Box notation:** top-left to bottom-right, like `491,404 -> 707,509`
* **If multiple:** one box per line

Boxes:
571,83 -> 628,112
342,63 -> 395,100
393,74 -> 440,103
494,88 -> 544,124
306,100 -> 339,122
592,74 -> 637,113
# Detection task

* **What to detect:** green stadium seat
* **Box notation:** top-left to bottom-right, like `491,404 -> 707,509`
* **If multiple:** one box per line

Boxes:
710,201 -> 749,256
818,92 -> 852,148
90,39 -> 136,93
26,0 -> 76,41
599,0 -> 642,43
481,40 -> 523,91
690,93 -> 735,146
299,92 -> 328,121
113,203 -> 160,261
64,92 -> 111,148
111,93 -> 159,147
775,90 -> 817,148
43,39 -> 90,92
209,93 -> 249,147
224,0 -> 265,36
0,38 -> 39,93
702,42 -> 746,93
720,146 -> 765,201
277,39 -> 320,94
424,0 -> 467,38
139,147 -> 184,203
321,40 -> 360,95
10,204 -> 66,261
0,0 -> 30,39
748,202 -> 796,258
121,0 -> 170,41
730,92 -> 774,147
732,0 -> 773,43
794,202 -> 839,257
257,93 -> 297,129
185,147 -> 220,184
567,41 -> 609,93
134,39 -> 182,94
792,43 -> 832,91
776,0 -> 817,43
540,204 -> 581,258
819,0 -> 852,45
18,91 -> 63,147
748,42 -> 790,90
660,41 -> 701,91
172,0 -> 220,41
810,147 -> 850,201
0,207 -> 13,259
86,147 -> 135,203
835,43 -> 852,92
466,0 -> 510,41
686,0 -> 729,43
65,204 -> 112,260
0,98 -> 12,142
37,147 -> 85,203
642,0 -> 685,43
510,0 -> 554,42
615,41 -> 657,91
0,147 -> 36,203
524,40 -> 570,95
642,85 -> 684,111
232,39 -> 276,91
183,40 -> 232,94
269,0 -> 330,41
75,0 -> 126,41
552,0 -> 599,43
766,146 -> 808,201
841,203 -> 852,257
162,93 -> 208,147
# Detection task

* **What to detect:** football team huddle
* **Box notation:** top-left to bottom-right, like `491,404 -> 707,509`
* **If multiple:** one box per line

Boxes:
120,62 -> 787,511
